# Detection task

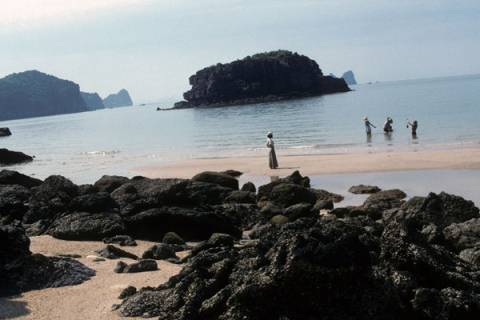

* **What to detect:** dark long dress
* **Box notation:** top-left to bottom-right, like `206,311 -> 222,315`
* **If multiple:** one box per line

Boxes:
267,138 -> 278,169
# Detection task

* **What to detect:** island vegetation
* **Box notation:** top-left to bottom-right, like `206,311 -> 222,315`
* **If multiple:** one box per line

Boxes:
0,70 -> 88,121
173,50 -> 350,109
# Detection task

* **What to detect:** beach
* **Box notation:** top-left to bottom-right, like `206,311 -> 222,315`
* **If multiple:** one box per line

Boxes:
131,148 -> 480,178
1,147 -> 480,319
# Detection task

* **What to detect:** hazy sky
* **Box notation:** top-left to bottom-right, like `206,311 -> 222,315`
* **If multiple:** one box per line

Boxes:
1,0 -> 479,103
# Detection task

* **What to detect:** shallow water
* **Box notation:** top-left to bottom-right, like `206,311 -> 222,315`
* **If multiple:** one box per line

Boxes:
1,74 -> 480,185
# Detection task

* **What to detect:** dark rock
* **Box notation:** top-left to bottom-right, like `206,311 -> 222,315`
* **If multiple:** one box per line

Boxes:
215,204 -> 262,230
309,188 -> 344,203
312,200 -> 334,211
124,206 -> 242,241
142,244 -> 178,260
191,171 -> 239,190
0,127 -> 12,136
330,207 -> 351,218
0,184 -> 31,223
30,175 -> 79,212
409,192 -> 479,230
459,248 -> 480,266
0,225 -> 95,298
283,203 -> 314,221
259,202 -> 284,220
103,235 -> 137,246
184,181 -> 233,205
176,50 -> 350,109
348,184 -> 381,194
163,231 -> 185,245
46,212 -> 127,241
111,178 -> 189,216
0,170 -> 42,188
241,181 -> 256,193
257,171 -> 310,200
69,192 -> 117,213
362,189 -> 407,220
443,218 -> 480,252
93,175 -> 130,193
119,286 -> 137,299
96,245 -> 138,260
114,261 -> 127,273
77,184 -> 99,196
22,203 -> 52,224
220,169 -> 243,177
224,190 -> 257,204
122,260 -> 157,273
270,214 -> 289,226
0,148 -> 34,165
269,183 -> 317,207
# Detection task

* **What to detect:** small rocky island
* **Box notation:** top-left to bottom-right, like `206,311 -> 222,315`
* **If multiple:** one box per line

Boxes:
173,50 -> 350,109
103,89 -> 133,108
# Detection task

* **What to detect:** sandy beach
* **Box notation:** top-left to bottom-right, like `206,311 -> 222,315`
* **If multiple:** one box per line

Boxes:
131,148 -> 480,179
0,236 -> 186,320
1,147 -> 480,320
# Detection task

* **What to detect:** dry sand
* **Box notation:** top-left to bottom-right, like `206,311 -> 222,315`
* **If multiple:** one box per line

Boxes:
0,236 -> 186,320
1,147 -> 479,319
130,147 -> 480,179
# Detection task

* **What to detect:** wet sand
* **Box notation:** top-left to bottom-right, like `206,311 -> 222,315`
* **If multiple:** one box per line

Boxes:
130,148 -> 480,179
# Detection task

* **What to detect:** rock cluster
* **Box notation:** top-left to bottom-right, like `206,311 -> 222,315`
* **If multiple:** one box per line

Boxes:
0,148 -> 34,165
1,168 -> 480,319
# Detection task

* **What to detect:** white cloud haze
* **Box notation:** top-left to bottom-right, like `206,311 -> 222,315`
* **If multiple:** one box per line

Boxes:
1,0 -> 479,103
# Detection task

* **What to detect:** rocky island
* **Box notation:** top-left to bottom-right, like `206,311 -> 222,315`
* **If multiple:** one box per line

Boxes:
173,50 -> 350,109
103,89 -> 133,108
0,70 -> 88,121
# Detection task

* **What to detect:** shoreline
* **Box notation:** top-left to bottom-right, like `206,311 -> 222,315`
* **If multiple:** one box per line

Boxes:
129,147 -> 480,179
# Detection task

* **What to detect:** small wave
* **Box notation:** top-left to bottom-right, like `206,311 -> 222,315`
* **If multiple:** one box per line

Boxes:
80,150 -> 121,156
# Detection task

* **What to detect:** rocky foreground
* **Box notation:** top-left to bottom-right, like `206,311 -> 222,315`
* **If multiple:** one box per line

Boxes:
1,169 -> 480,319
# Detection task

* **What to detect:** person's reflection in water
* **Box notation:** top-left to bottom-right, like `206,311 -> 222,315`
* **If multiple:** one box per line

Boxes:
366,134 -> 372,144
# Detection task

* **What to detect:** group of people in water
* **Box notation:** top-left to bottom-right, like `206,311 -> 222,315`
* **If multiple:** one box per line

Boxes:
364,116 -> 418,135
267,116 -> 418,169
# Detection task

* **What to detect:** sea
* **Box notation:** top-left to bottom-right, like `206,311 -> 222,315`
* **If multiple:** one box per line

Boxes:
1,74 -> 480,205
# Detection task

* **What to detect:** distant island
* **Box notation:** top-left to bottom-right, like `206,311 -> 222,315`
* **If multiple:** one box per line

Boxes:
80,92 -> 104,111
173,50 -> 350,109
329,70 -> 357,85
103,89 -> 133,108
0,70 -> 88,121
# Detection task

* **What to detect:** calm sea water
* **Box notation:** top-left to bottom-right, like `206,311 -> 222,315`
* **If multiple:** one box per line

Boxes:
1,74 -> 480,185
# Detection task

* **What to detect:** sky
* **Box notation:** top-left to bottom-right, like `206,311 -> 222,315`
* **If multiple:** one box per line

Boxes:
1,0 -> 479,103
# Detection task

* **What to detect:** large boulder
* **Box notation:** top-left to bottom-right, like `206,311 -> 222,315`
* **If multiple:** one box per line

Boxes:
361,189 -> 407,220
68,192 -> 117,213
0,184 -> 31,224
257,171 -> 310,201
0,225 -> 95,298
184,181 -> 234,206
111,178 -> 189,216
0,170 -> 43,188
30,175 -> 79,207
269,183 -> 317,207
0,148 -> 33,165
191,171 -> 239,190
443,218 -> 480,252
124,206 -> 242,241
46,211 -> 127,241
93,175 -> 130,193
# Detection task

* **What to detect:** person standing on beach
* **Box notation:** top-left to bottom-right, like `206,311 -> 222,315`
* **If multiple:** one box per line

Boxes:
267,132 -> 278,169
364,117 -> 376,134
406,118 -> 418,135
383,117 -> 393,132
